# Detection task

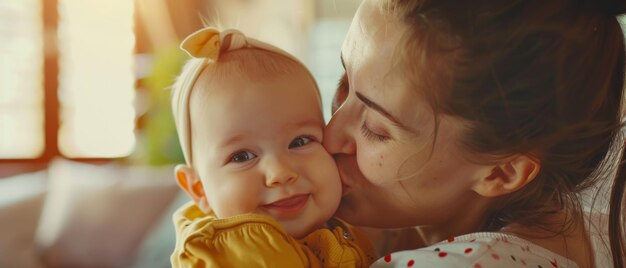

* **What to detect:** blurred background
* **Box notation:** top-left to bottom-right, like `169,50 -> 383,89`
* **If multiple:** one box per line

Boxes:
0,0 -> 360,169
0,0 -> 360,267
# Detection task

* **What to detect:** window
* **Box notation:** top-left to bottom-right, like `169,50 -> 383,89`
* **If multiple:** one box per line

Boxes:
0,0 -> 44,159
57,0 -> 136,158
0,0 -> 136,162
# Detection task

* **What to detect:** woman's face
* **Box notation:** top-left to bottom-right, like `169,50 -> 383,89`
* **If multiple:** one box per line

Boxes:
324,0 -> 488,229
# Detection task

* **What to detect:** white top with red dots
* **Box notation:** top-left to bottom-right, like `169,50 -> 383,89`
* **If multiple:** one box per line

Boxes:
371,232 -> 585,268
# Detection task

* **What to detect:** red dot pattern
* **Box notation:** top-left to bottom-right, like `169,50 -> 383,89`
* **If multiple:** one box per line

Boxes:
550,259 -> 557,267
376,235 -> 563,268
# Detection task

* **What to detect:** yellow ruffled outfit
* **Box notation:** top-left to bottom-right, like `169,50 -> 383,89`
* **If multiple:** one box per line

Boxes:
171,202 -> 377,268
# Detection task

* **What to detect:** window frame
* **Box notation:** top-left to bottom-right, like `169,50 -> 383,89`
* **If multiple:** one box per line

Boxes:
0,0 -> 121,176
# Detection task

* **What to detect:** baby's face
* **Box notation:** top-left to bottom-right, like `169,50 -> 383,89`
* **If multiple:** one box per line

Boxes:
190,69 -> 342,238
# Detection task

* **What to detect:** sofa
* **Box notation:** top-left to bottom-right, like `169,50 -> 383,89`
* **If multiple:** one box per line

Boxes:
0,158 -> 189,268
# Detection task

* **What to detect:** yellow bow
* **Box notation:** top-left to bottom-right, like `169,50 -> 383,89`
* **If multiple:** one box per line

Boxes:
180,27 -> 221,60
180,27 -> 251,61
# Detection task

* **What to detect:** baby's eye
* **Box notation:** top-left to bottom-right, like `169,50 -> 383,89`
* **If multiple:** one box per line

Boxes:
230,151 -> 256,163
289,136 -> 312,149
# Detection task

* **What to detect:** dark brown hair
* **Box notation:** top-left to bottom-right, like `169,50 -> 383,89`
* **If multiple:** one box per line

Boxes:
383,0 -> 626,266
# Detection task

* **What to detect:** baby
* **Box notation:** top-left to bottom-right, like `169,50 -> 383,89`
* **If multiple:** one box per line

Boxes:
169,27 -> 375,267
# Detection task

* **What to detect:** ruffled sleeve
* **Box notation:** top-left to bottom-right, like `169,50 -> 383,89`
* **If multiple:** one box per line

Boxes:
171,202 -> 377,268
171,202 -> 317,267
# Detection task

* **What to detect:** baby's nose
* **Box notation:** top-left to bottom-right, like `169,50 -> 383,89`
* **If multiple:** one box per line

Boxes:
264,157 -> 298,187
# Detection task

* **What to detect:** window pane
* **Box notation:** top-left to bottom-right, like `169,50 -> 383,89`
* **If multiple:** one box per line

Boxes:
0,0 -> 45,158
57,0 -> 136,158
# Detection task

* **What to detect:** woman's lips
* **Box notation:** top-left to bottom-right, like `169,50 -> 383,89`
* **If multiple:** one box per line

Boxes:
262,194 -> 309,217
341,182 -> 351,197
337,168 -> 353,196
334,155 -> 356,197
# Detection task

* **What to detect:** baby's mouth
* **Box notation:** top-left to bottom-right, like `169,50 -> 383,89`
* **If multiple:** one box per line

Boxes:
266,194 -> 309,207
261,194 -> 310,218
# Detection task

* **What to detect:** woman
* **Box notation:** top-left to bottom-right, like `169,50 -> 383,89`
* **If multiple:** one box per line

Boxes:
324,0 -> 626,267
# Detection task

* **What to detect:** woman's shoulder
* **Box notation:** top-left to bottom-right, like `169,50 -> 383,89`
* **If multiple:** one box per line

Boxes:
371,232 -> 578,268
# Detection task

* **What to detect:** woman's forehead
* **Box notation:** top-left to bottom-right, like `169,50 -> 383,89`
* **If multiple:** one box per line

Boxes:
341,0 -> 441,134
342,2 -> 374,58
342,0 -> 405,70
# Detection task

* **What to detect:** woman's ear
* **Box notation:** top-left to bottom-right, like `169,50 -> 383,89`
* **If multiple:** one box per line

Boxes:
472,155 -> 541,197
175,164 -> 210,213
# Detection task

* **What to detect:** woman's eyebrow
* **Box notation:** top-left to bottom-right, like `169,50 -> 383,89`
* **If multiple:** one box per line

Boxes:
355,92 -> 411,131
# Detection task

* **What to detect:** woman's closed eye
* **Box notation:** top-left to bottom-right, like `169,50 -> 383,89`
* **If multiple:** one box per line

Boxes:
361,121 -> 390,142
230,151 -> 256,163
289,136 -> 314,149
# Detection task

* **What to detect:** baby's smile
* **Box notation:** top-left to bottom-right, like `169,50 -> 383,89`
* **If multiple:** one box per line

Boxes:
261,193 -> 310,219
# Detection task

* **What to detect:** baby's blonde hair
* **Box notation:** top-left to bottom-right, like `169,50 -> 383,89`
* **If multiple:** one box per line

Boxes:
170,28 -> 319,167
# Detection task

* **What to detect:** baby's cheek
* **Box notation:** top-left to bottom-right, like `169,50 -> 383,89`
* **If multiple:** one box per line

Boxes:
214,180 -> 259,217
317,153 -> 342,184
307,152 -> 341,198
314,155 -> 342,217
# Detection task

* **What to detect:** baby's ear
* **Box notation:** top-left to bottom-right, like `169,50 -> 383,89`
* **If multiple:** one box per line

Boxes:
472,155 -> 541,197
175,164 -> 210,213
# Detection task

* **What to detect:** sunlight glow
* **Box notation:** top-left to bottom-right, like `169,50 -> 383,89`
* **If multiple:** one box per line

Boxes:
0,0 -> 44,158
58,0 -> 136,158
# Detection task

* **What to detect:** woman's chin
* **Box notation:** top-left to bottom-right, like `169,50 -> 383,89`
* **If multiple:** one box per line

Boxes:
334,195 -> 373,226
335,196 -> 416,228
334,197 -> 355,220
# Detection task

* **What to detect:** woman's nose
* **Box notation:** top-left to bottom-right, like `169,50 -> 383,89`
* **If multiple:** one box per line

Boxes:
264,156 -> 298,187
323,103 -> 357,155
